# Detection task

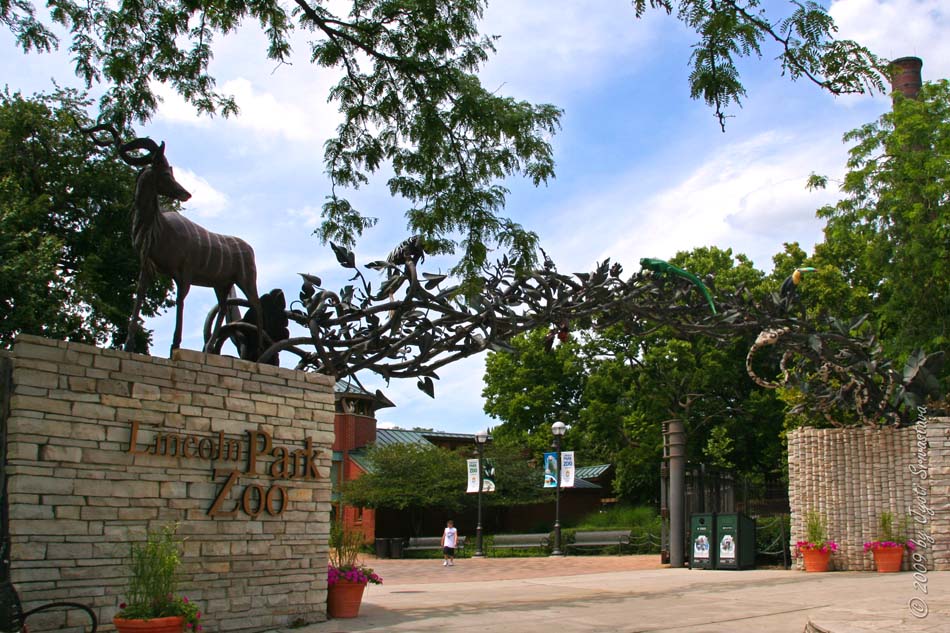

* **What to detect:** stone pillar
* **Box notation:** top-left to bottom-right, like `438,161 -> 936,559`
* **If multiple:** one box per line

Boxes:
4,335 -> 334,632
788,419 -> 948,572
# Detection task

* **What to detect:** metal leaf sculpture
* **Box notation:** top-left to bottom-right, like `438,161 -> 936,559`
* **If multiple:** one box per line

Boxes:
206,239 -> 942,427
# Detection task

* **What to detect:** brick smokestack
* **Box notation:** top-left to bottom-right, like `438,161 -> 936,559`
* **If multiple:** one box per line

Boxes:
890,56 -> 923,100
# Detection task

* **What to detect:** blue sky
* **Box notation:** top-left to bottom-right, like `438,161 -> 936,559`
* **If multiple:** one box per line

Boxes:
3,1 -> 948,434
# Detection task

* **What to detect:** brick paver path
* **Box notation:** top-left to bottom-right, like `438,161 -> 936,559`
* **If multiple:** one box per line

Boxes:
362,555 -> 664,585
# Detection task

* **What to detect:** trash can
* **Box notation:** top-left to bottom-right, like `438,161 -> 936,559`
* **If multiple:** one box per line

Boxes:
389,537 -> 405,559
375,538 -> 390,559
715,512 -> 756,569
689,513 -> 716,569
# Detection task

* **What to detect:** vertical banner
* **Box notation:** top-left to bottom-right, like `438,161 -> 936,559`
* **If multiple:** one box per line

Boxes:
482,458 -> 496,492
467,459 -> 479,493
543,452 -> 558,488
560,451 -> 575,488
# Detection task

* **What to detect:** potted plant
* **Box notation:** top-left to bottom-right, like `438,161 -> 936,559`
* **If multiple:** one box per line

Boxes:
795,511 -> 838,572
113,523 -> 203,633
326,524 -> 382,618
864,511 -> 915,572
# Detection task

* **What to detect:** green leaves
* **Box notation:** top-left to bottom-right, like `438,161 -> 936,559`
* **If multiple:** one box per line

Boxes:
638,0 -> 885,131
813,80 -> 950,394
0,88 -> 172,350
341,443 -> 466,511
312,2 -> 560,276
5,0 -> 889,276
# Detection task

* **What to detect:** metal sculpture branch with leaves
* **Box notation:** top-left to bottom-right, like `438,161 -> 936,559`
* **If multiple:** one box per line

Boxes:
207,240 -> 943,427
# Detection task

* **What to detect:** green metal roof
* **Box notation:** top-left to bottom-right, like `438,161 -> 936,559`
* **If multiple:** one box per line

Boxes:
420,430 -> 481,441
572,477 -> 602,489
575,464 -> 612,480
374,428 -> 435,447
349,450 -> 374,473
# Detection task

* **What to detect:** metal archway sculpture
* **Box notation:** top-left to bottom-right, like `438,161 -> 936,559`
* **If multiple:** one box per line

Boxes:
206,239 -> 943,428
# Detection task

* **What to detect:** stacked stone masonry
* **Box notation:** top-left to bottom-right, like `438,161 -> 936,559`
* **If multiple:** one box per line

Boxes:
2,335 -> 335,632
788,418 -> 949,572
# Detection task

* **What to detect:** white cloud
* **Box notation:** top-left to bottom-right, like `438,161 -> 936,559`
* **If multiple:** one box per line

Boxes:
175,168 -> 229,218
831,0 -> 950,79
155,77 -> 339,144
282,205 -> 324,229
539,130 -> 848,274
479,0 -> 675,101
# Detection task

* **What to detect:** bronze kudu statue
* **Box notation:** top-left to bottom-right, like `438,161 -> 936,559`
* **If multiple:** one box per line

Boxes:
84,126 -> 263,357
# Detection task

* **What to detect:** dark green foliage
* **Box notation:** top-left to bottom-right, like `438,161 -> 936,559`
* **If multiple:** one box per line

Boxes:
482,327 -> 584,456
480,442 -> 545,507
341,440 -> 544,519
342,443 -> 466,511
572,505 -> 662,554
636,0 -> 884,131
481,246 -> 788,503
800,81 -> 950,402
3,0 -> 562,278
0,89 -> 172,350
2,1 -> 883,275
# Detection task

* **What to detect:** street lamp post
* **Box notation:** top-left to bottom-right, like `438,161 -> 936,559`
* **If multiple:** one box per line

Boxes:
551,420 -> 566,556
473,429 -> 489,558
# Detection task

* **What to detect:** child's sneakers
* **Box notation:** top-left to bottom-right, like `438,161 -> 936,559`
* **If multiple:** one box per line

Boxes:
443,560 -> 448,566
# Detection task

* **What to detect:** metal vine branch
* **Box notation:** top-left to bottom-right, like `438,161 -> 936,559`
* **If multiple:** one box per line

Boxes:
205,238 -> 941,428
83,131 -> 939,428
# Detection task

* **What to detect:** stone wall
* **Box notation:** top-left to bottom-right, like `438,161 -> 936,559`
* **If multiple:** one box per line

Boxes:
2,335 -> 334,632
788,417 -> 949,571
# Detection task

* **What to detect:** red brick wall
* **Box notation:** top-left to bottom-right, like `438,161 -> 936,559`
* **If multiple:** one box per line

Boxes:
334,408 -> 378,542
332,413 -> 376,451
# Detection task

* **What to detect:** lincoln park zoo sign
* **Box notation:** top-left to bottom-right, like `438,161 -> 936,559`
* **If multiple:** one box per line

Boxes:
127,422 -> 321,518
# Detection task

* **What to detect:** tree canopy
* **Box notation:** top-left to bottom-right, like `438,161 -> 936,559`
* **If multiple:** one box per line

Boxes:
481,246 -> 788,503
2,0 -> 884,276
341,440 -> 543,516
0,89 -> 171,350
342,443 -> 466,512
809,80 -> 950,374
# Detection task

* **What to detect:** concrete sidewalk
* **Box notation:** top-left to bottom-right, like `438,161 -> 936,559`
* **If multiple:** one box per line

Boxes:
271,557 -> 949,633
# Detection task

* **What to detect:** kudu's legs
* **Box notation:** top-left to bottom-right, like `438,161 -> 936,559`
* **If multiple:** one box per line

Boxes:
170,282 -> 191,355
124,270 -> 151,352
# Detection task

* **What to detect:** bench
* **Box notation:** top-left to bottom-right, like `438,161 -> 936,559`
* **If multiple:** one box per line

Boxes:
489,533 -> 550,553
565,530 -> 631,554
403,535 -> 467,553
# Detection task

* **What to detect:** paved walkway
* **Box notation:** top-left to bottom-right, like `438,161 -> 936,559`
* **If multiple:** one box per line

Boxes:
270,556 -> 949,633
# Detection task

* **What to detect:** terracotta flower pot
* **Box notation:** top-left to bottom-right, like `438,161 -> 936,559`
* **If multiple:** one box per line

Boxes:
871,546 -> 904,572
113,615 -> 185,633
801,548 -> 831,572
327,579 -> 367,618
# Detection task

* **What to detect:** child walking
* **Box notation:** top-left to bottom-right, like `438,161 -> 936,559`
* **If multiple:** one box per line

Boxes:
441,519 -> 458,567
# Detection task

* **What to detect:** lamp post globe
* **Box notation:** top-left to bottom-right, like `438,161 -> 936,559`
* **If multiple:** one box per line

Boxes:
551,421 -> 566,556
473,429 -> 489,557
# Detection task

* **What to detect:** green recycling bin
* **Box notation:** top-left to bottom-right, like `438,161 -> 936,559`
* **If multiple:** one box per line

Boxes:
689,513 -> 716,569
715,512 -> 756,569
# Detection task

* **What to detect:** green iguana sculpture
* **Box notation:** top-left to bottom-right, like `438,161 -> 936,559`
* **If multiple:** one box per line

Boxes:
639,258 -> 717,315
